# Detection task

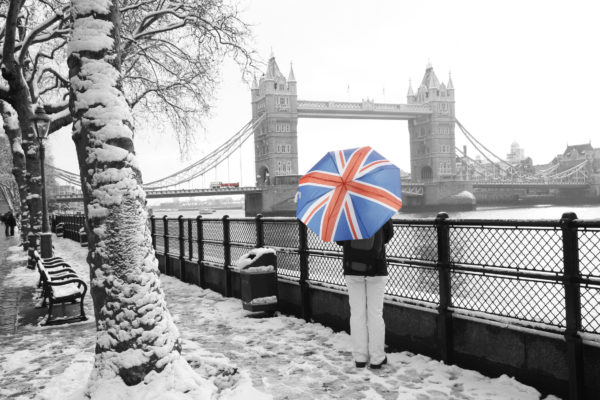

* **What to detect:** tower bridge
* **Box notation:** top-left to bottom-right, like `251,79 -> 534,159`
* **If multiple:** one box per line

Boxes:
50,55 -> 598,214
248,56 -> 468,215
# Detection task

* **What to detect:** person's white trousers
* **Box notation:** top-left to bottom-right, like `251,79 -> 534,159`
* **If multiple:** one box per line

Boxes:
345,275 -> 387,364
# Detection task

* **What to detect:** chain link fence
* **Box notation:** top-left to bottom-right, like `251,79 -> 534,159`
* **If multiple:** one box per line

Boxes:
52,213 -> 600,336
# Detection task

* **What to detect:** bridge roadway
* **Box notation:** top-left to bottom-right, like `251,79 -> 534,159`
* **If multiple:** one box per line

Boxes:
51,181 -> 591,203
52,181 -> 592,203
52,186 -> 264,203
472,182 -> 590,190
51,183 -> 427,202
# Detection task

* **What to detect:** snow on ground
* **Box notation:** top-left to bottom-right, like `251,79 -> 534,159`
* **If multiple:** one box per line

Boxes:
0,236 -> 561,399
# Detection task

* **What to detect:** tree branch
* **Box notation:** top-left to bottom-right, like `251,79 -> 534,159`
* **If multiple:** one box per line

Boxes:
33,38 -> 67,73
36,66 -> 68,88
18,6 -> 68,66
44,99 -> 69,114
2,0 -> 25,73
49,107 -> 71,133
120,0 -> 156,13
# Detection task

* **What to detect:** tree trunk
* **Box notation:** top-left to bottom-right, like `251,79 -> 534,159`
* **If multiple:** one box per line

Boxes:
2,0 -> 43,262
68,0 -> 182,386
1,100 -> 30,247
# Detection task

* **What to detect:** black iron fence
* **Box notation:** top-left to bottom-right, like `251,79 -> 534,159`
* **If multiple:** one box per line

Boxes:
52,212 -> 600,399
51,213 -> 86,242
144,213 -> 600,333
51,212 -> 600,335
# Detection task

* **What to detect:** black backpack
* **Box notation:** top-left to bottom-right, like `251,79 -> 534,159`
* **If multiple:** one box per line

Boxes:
346,229 -> 385,275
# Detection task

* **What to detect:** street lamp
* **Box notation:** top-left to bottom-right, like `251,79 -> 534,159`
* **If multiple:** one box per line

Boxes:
32,105 -> 52,257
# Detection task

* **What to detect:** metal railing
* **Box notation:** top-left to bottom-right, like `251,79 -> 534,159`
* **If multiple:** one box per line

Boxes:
51,213 -> 86,242
153,213 -> 597,332
52,212 -> 600,337
52,211 -> 600,397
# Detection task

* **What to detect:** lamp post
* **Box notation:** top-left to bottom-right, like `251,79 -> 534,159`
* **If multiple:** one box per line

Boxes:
32,105 -> 52,258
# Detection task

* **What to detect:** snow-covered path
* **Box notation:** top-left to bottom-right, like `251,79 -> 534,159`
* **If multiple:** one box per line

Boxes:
0,237 -> 560,399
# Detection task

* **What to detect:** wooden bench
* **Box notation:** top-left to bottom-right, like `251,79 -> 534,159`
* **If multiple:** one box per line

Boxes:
33,251 -> 88,326
33,251 -> 70,287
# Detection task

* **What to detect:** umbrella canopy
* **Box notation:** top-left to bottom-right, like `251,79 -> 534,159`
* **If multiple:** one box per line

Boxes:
297,146 -> 402,242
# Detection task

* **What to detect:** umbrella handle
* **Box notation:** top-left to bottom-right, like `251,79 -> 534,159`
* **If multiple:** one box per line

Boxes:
294,191 -> 301,203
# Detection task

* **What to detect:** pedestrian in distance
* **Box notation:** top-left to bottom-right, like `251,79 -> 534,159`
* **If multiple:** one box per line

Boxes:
3,211 -> 17,237
336,218 -> 394,369
0,212 -> 6,236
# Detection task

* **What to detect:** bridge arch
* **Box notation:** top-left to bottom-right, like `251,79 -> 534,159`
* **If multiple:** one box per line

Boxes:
251,55 -> 457,185
421,166 -> 433,182
257,165 -> 271,186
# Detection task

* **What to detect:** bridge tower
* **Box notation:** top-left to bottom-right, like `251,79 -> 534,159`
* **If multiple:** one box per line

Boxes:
251,54 -> 299,187
407,64 -> 457,182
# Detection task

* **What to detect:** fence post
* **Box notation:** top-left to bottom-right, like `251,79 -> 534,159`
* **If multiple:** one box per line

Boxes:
188,219 -> 193,261
435,212 -> 453,364
178,215 -> 185,281
163,215 -> 170,275
298,220 -> 311,322
196,215 -> 205,288
223,215 -> 232,297
150,215 -> 156,250
561,212 -> 584,400
67,215 -> 72,240
255,214 -> 264,248
77,214 -> 82,241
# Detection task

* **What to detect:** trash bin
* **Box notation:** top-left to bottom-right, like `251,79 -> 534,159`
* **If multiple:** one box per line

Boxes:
56,223 -> 64,237
79,227 -> 88,247
236,248 -> 278,313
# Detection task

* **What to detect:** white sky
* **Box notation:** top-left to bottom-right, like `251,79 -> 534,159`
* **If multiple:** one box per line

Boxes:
48,0 -> 600,188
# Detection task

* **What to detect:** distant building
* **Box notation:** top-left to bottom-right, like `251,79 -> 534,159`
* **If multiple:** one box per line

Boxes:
554,142 -> 600,173
506,141 -> 526,164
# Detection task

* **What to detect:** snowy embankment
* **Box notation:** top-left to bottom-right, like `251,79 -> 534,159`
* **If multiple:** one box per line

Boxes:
0,238 -> 560,399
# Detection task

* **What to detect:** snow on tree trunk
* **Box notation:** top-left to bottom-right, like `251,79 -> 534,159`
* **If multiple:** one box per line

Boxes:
1,100 -> 30,247
67,0 -> 209,395
1,0 -> 43,262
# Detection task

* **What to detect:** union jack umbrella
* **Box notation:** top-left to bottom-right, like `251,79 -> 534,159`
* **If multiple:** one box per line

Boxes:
296,146 -> 402,242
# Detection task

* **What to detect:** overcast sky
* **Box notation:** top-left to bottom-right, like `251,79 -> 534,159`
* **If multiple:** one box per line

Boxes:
48,0 -> 600,187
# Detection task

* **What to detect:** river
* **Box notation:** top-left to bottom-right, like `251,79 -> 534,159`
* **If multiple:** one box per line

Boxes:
154,204 -> 600,220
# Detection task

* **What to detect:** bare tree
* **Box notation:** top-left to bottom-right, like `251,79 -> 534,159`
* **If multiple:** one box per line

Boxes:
0,131 -> 19,212
67,0 -> 232,393
1,0 -> 71,261
1,0 -> 255,253
118,0 -> 256,154
2,0 -> 256,151
0,100 -> 29,245
69,0 -> 180,387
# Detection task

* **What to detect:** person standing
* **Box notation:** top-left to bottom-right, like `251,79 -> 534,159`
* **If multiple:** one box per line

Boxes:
5,211 -> 16,237
337,218 -> 394,369
1,212 -> 7,237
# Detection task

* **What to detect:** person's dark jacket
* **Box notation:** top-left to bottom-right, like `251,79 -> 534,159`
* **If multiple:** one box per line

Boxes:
6,213 -> 16,227
336,219 -> 394,276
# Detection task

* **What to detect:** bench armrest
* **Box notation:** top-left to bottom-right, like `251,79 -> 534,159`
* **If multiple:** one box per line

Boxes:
48,279 -> 88,299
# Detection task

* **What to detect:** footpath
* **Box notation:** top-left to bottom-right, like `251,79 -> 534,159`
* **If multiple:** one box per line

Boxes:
0,235 -> 559,400
0,236 -> 21,335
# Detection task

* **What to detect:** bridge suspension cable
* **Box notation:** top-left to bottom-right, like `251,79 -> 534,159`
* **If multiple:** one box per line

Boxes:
49,116 -> 265,191
455,146 -> 491,178
47,164 -> 81,186
538,163 -> 560,177
545,159 -> 589,183
144,115 -> 265,190
455,119 -> 516,173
